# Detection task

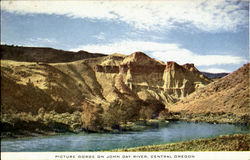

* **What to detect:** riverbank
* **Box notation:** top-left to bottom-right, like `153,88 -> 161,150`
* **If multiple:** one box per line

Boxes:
0,119 -> 169,139
162,112 -> 250,124
2,115 -> 248,139
113,134 -> 250,151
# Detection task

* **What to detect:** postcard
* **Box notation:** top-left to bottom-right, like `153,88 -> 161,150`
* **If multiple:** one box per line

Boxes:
1,0 -> 249,160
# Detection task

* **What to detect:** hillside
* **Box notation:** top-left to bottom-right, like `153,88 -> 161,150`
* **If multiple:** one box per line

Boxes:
114,134 -> 250,151
166,63 -> 250,123
0,45 -> 106,63
1,46 -> 212,132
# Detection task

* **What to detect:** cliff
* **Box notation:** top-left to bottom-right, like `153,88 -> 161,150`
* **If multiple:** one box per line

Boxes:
93,52 -> 211,105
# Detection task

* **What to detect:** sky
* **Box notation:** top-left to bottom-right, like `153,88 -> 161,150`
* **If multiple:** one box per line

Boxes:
1,0 -> 249,73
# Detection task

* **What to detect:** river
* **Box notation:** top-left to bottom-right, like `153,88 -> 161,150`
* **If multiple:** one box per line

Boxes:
1,121 -> 249,152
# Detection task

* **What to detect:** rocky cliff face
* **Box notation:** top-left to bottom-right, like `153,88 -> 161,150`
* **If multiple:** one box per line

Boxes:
1,46 -> 212,131
91,52 -> 211,105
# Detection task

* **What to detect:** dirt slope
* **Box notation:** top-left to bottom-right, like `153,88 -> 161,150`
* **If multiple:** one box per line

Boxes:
168,63 -> 249,118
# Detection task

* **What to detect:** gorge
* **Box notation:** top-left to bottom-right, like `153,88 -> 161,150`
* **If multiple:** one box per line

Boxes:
1,45 -> 249,151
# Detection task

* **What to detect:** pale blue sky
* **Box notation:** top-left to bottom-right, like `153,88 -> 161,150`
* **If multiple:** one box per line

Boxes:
1,0 -> 249,73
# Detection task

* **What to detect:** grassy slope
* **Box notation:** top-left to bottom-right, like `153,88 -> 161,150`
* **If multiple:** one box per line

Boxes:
1,59 -> 104,113
1,44 -> 106,63
113,134 -> 250,151
1,59 -> 98,136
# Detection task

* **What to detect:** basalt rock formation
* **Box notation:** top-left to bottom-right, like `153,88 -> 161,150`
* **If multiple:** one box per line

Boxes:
1,46 -> 212,132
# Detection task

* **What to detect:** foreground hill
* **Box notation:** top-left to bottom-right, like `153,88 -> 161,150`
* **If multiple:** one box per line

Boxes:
1,46 -> 211,132
114,134 -> 250,151
0,45 -> 106,63
166,63 -> 250,123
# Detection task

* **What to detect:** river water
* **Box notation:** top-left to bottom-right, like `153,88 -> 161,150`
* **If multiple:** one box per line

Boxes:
1,121 -> 249,152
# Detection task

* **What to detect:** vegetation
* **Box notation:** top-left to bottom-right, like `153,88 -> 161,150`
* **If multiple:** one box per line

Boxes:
81,100 -> 142,132
81,102 -> 104,132
160,112 -> 250,124
102,100 -> 141,129
113,134 -> 250,151
1,108 -> 82,138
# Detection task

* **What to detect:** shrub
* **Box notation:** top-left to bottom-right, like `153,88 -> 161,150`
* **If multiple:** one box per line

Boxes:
81,102 -> 103,131
1,108 -> 83,133
102,100 -> 141,129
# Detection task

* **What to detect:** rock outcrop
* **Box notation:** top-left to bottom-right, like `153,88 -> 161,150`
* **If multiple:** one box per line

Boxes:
91,52 -> 211,105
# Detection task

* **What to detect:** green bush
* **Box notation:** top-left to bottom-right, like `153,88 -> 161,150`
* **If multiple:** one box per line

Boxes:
1,108 -> 83,134
81,102 -> 103,132
102,100 -> 141,129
